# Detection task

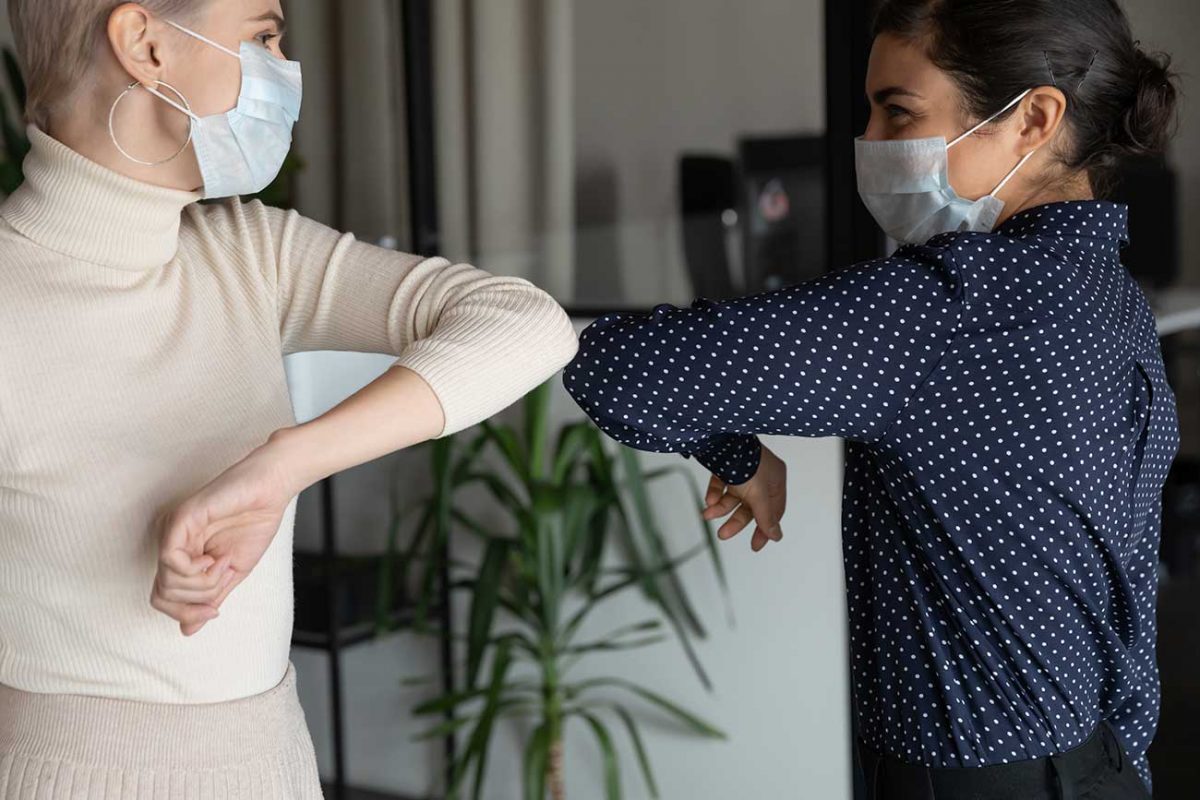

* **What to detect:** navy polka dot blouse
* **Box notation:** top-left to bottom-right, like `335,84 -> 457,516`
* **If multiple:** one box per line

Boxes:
562,200 -> 1180,790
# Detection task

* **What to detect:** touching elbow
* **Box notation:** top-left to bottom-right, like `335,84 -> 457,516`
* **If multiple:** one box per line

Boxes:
530,290 -> 579,373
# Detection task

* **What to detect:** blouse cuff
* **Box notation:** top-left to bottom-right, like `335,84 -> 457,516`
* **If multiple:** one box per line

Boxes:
689,433 -> 763,486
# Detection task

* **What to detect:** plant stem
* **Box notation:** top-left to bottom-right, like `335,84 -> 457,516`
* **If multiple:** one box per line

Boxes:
548,738 -> 565,800
543,642 -> 566,800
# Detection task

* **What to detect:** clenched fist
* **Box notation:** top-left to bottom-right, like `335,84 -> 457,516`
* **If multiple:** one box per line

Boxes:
151,433 -> 299,636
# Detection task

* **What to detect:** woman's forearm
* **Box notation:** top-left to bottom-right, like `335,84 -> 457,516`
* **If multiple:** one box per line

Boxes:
266,365 -> 445,494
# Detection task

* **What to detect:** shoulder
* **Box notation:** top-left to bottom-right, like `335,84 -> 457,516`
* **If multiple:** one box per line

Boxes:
181,196 -> 287,239
830,235 -> 965,303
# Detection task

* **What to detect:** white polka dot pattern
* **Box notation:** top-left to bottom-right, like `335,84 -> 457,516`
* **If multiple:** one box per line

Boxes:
562,200 -> 1180,792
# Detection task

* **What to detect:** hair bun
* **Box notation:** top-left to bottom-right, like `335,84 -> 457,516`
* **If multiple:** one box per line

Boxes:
1116,47 -> 1180,158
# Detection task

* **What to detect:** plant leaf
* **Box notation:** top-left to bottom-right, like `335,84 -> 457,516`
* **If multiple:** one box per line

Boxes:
466,539 -> 510,687
413,686 -> 489,717
2,48 -> 26,115
466,640 -> 515,800
523,722 -> 550,800
536,511 -> 564,631
571,678 -> 726,740
375,501 -> 429,633
578,711 -> 621,800
617,449 -> 707,639
562,635 -> 667,655
482,420 -> 529,488
659,465 -> 731,603
524,380 -> 552,481
612,705 -> 660,798
552,421 -> 595,485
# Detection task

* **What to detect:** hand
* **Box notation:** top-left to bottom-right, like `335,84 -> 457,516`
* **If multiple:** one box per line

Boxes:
702,443 -> 787,552
150,432 -> 300,636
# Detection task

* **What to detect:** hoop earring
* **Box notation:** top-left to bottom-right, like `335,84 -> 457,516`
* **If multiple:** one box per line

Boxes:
108,80 -> 195,167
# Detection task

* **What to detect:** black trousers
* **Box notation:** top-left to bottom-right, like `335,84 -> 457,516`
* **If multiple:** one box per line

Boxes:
857,722 -> 1153,800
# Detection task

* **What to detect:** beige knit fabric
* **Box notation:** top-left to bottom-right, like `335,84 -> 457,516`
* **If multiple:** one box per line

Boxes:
0,660 -> 323,798
0,124 -> 578,703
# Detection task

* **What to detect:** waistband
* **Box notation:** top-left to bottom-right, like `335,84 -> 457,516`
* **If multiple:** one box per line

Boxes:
857,721 -> 1126,800
0,660 -> 307,771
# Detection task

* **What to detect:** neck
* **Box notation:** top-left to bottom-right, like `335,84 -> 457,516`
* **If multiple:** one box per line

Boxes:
47,93 -> 203,194
996,170 -> 1095,227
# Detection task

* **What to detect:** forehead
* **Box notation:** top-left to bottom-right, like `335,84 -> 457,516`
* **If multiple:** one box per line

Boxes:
204,0 -> 285,24
866,32 -> 958,98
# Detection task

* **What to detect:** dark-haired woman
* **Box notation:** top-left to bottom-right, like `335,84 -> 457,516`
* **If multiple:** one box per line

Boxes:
563,1 -> 1181,798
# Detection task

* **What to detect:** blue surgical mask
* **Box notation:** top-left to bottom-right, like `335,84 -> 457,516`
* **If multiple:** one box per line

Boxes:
141,20 -> 302,199
854,88 -> 1036,246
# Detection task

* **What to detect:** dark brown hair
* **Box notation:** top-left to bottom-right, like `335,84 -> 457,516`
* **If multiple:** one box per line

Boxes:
873,0 -> 1181,195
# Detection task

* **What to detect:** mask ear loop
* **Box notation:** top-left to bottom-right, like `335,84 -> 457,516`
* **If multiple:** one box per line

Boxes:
164,19 -> 242,60
989,148 -> 1038,198
943,87 -> 1039,199
108,79 -> 196,166
947,88 -> 1034,148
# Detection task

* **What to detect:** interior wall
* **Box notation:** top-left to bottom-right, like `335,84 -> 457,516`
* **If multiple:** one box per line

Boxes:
573,0 -> 826,307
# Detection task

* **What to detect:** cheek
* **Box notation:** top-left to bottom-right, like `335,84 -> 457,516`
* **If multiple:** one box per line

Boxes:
946,141 -> 1003,200
177,52 -> 242,116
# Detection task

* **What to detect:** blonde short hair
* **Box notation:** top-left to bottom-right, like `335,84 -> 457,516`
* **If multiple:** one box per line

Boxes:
7,0 -> 202,129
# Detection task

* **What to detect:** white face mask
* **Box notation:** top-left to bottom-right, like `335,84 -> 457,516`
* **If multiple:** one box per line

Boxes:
854,88 -> 1037,246
141,20 -> 302,199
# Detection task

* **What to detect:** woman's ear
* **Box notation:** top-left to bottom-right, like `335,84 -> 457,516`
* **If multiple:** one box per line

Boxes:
106,3 -> 167,86
1018,86 -> 1069,154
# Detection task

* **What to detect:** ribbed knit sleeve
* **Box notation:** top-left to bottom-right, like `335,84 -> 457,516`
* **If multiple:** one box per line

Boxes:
234,200 -> 578,437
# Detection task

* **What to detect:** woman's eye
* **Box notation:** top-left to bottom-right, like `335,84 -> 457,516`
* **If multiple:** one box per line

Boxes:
257,33 -> 280,46
886,104 -> 911,119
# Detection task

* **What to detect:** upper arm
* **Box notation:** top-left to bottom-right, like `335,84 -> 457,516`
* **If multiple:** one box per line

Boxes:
252,201 -> 447,356
565,244 -> 964,444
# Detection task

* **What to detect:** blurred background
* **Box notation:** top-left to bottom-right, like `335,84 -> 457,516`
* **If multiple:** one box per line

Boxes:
1,1 -> 1198,798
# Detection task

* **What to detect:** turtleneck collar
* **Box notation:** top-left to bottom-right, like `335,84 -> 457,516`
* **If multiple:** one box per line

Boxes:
0,124 -> 203,271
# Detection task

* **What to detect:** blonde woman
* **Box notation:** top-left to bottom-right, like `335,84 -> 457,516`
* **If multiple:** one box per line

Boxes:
0,0 -> 578,796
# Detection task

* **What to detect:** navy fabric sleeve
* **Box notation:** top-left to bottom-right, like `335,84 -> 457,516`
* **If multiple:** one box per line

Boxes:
561,243 -> 963,485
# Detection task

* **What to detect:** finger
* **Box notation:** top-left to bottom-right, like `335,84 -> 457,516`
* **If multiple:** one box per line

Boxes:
158,554 -> 232,593
717,503 -> 754,540
208,566 -> 244,609
156,567 -> 236,605
704,474 -> 726,508
755,513 -> 784,542
751,526 -> 770,552
160,546 -> 213,578
150,593 -> 219,631
703,491 -> 741,521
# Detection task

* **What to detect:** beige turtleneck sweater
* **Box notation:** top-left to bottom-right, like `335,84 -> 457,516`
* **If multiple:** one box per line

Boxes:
0,125 -> 578,703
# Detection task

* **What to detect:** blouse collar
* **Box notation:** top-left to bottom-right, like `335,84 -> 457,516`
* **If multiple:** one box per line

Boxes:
996,200 -> 1130,246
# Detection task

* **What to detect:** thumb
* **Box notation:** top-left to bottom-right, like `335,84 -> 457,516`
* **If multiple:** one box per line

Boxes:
753,501 -> 782,544
162,546 -> 214,577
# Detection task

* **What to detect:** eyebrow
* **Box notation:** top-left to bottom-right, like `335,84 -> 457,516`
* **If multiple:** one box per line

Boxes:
249,11 -> 287,34
871,86 -> 924,105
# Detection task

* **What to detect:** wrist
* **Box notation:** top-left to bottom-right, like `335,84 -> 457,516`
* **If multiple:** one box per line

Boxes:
263,424 -> 328,495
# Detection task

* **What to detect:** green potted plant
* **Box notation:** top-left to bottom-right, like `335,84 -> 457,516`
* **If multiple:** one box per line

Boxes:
379,380 -> 732,799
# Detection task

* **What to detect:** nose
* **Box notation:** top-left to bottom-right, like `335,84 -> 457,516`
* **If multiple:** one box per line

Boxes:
861,112 -> 885,142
